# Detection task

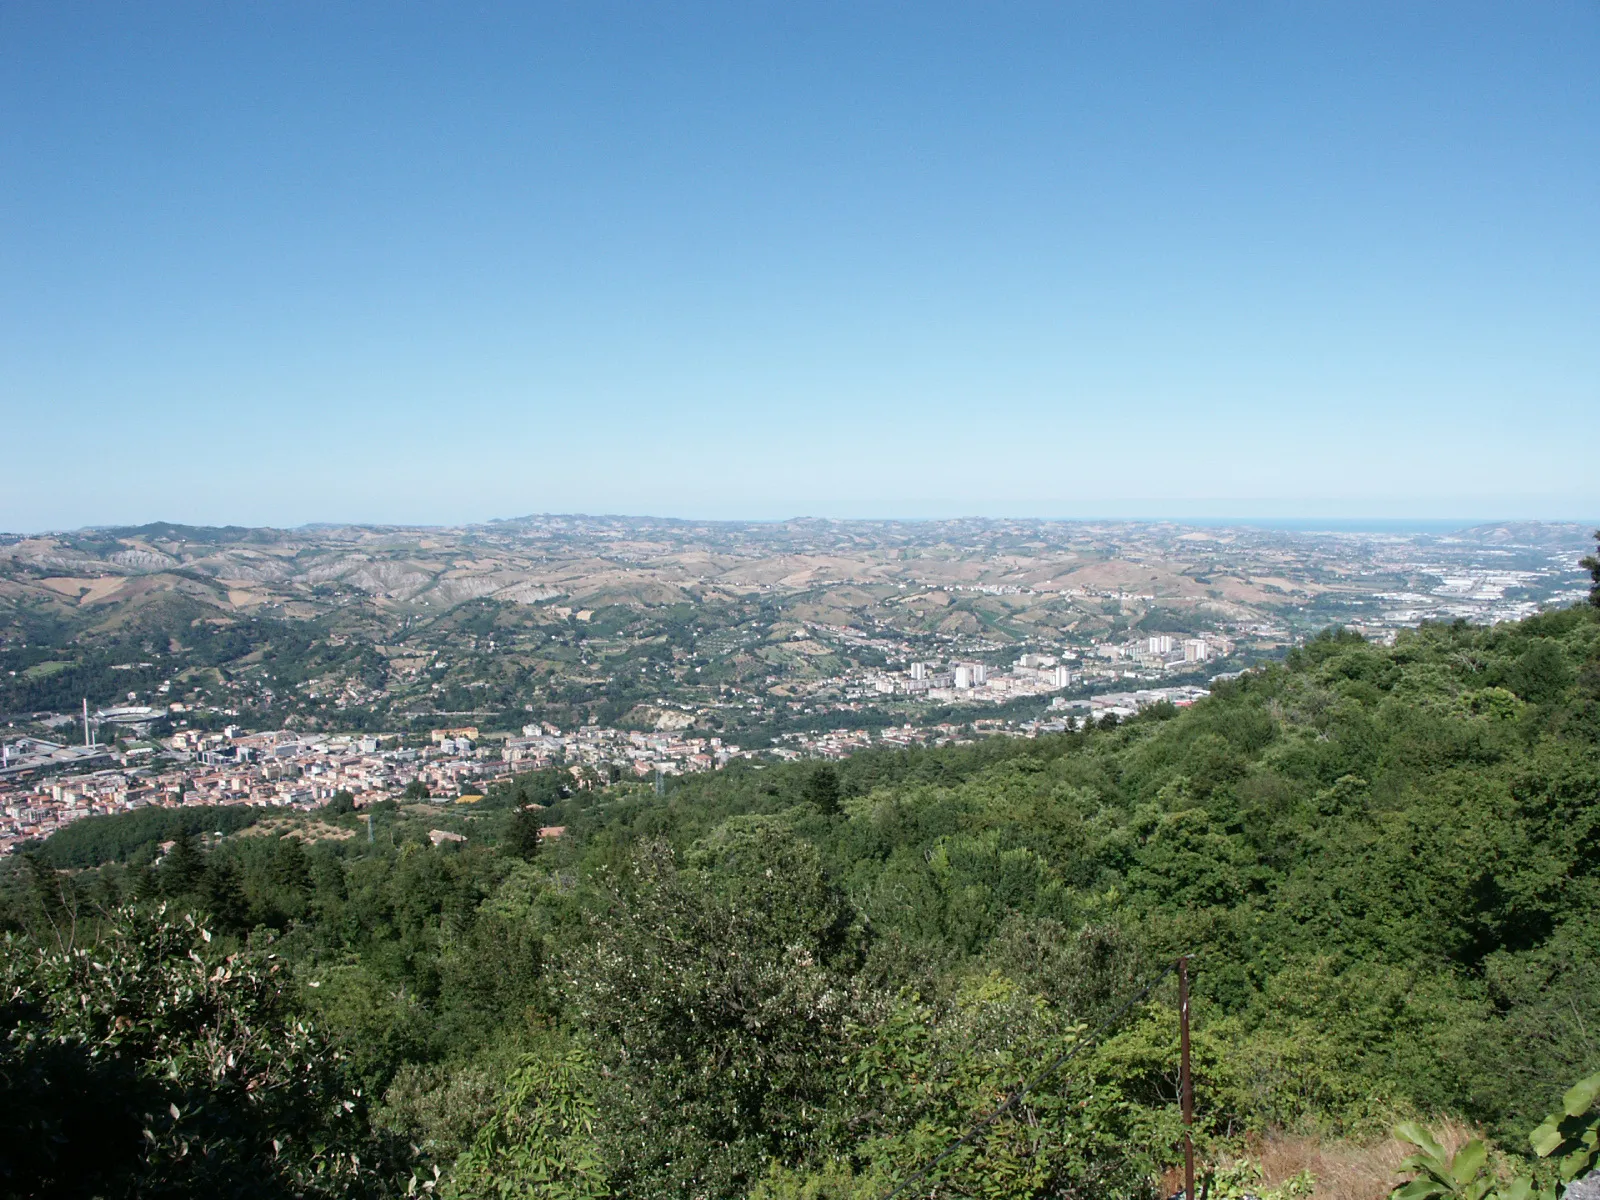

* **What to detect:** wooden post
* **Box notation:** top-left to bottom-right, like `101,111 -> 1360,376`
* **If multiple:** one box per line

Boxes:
1179,956 -> 1194,1200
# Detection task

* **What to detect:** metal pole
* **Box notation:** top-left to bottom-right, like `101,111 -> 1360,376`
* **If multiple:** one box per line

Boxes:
1180,955 -> 1194,1200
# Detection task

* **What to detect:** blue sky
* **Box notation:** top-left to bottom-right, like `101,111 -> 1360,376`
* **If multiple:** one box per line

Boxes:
1,2 -> 1596,531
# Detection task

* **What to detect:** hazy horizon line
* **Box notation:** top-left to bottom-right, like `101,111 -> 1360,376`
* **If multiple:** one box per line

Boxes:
9,512 -> 1598,539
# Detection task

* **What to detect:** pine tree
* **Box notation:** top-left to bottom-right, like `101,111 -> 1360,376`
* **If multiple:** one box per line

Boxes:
506,806 -> 543,860
803,764 -> 842,815
198,858 -> 252,933
158,835 -> 205,899
1581,529 -> 1600,608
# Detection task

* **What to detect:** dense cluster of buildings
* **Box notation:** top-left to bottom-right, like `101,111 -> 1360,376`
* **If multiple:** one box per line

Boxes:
1,630 -> 1239,853
827,631 -> 1233,708
0,726 -> 495,853
0,714 -> 772,853
766,682 -> 1210,761
879,655 -> 1076,701
503,722 -> 747,777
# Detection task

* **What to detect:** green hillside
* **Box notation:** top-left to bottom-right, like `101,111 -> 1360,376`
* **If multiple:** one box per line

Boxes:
4,605 -> 1598,1198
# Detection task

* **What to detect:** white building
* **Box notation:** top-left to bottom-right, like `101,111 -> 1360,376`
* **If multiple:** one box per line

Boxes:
1147,635 -> 1174,655
1183,639 -> 1210,662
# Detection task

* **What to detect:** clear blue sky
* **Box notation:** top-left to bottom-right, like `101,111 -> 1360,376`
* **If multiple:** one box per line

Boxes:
2,2 -> 1596,531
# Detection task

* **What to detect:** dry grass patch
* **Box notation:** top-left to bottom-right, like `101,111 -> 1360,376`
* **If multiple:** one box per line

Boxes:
239,817 -> 356,842
1254,1120 -> 1481,1200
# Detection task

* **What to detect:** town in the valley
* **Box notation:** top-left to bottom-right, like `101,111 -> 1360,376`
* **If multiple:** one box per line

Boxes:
2,515 -> 1591,852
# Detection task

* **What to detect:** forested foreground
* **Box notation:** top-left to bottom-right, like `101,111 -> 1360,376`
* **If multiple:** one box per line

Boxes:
4,606 -> 1600,1199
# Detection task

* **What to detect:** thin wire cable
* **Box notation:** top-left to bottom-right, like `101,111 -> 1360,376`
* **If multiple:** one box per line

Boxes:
879,956 -> 1186,1200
